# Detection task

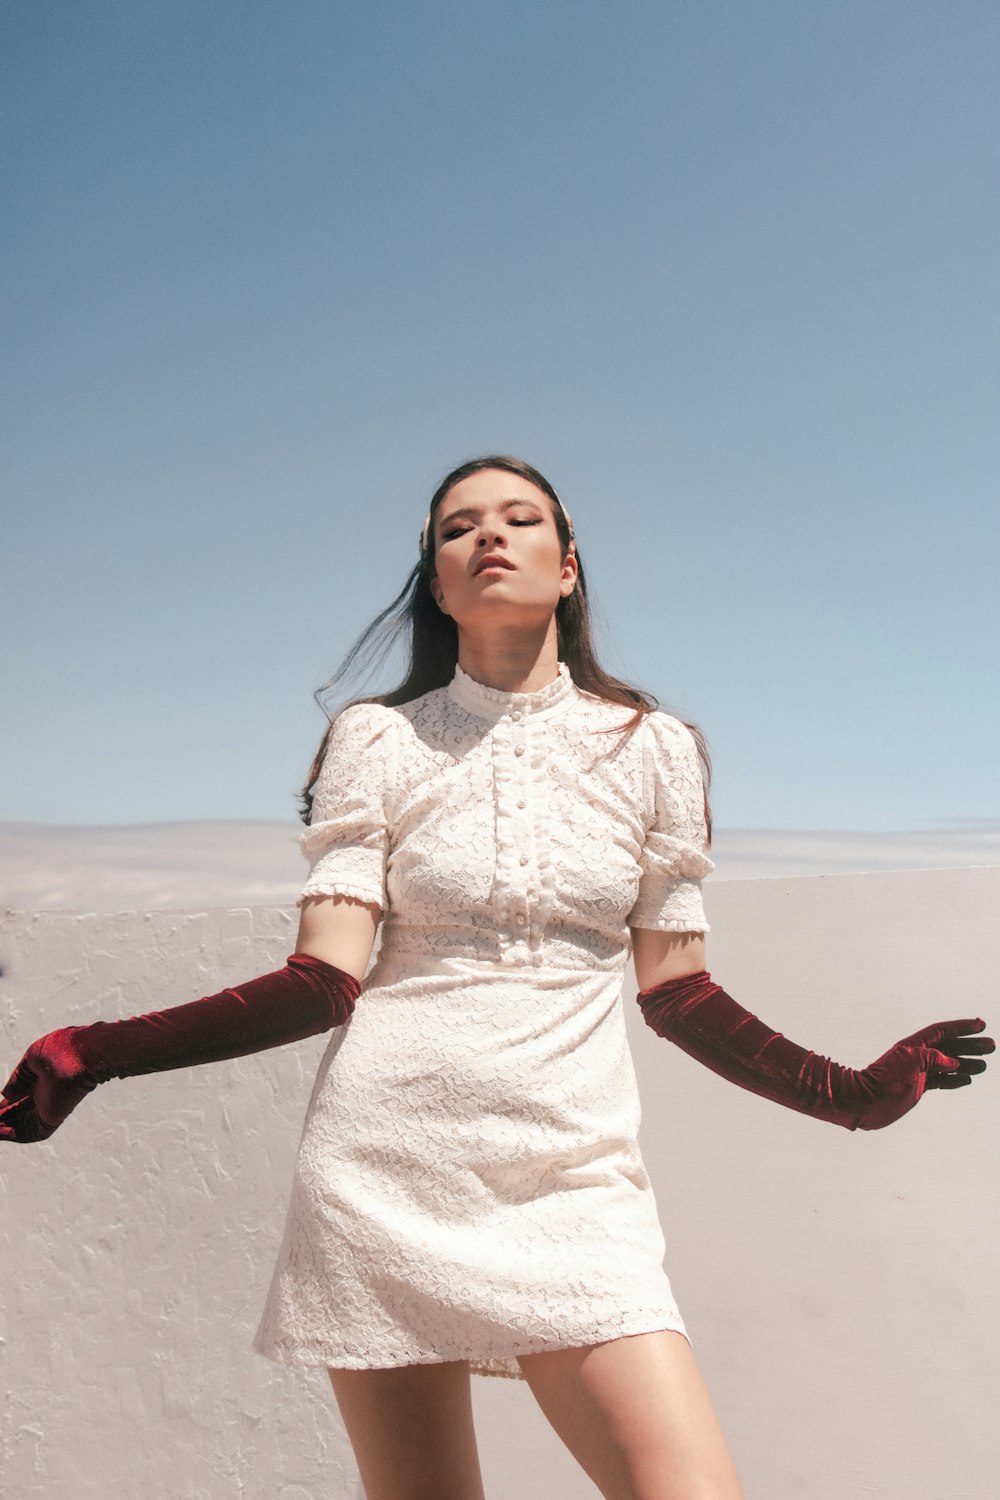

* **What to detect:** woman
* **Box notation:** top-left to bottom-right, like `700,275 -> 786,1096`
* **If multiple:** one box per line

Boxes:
1,456 -> 992,1500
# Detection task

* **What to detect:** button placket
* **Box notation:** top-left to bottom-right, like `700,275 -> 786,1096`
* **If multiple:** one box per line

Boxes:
514,717 -> 536,943
492,713 -> 534,954
451,663 -> 572,963
488,693 -> 566,957
517,716 -> 537,945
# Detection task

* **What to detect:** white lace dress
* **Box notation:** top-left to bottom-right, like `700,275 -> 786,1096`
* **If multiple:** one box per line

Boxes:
253,664 -> 712,1379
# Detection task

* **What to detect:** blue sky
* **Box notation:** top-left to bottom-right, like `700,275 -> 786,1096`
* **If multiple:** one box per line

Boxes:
3,1 -> 997,830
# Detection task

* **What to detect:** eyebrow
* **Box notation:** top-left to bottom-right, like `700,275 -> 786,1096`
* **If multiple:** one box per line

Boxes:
437,497 -> 546,528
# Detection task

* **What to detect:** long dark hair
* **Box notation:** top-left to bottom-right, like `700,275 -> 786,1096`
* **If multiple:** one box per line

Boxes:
300,455 -> 711,834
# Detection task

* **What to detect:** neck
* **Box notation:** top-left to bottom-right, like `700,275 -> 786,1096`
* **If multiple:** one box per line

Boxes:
456,619 -> 561,693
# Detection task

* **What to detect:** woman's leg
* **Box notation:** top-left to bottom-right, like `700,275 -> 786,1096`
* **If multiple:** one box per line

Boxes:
517,1331 -> 744,1500
327,1360 -> 486,1500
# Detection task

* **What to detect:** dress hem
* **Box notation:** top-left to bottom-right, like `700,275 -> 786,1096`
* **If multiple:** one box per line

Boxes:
252,1312 -> 690,1381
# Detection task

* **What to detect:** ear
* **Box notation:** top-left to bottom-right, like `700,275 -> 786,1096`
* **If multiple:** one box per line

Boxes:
429,576 -> 451,615
559,548 -> 579,598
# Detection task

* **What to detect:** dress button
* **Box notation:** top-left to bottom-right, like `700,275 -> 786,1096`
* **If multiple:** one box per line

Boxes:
516,798 -> 527,809
514,745 -> 524,757
519,855 -> 529,866
515,914 -> 526,926
512,711 -> 522,721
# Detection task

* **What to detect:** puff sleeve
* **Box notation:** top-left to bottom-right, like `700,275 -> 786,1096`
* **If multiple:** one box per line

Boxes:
627,713 -> 714,934
297,704 -> 396,911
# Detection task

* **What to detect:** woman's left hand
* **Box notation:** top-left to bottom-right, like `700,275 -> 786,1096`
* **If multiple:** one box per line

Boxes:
855,1017 -> 995,1130
637,970 -> 994,1131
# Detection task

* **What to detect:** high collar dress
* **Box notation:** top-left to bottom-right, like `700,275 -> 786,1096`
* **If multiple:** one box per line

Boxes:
254,664 -> 713,1379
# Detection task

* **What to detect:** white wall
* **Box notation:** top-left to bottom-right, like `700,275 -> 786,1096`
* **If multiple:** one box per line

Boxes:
1,869 -> 997,1499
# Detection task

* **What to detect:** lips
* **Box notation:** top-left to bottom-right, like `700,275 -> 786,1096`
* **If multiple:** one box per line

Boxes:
474,555 -> 515,576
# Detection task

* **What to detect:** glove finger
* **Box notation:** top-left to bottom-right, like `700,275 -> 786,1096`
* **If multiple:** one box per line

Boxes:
920,1042 -> 975,1089
904,1018 -> 990,1048
925,1044 -> 962,1069
0,1093 -> 52,1143
926,1071 -> 973,1091
947,1036 -> 995,1056
1,1057 -> 36,1103
954,1056 -> 990,1075
0,1091 -> 26,1125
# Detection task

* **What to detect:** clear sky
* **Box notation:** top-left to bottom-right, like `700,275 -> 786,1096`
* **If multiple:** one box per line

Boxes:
3,1 -> 997,832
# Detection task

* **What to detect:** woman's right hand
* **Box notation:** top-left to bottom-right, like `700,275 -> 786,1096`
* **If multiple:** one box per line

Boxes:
1,942 -> 369,1145
0,1030 -> 95,1143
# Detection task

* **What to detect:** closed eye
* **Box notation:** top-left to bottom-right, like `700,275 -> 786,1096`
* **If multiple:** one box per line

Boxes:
441,517 -> 542,541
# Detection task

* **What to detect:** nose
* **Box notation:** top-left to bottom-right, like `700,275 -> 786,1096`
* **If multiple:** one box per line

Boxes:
477,529 -> 506,547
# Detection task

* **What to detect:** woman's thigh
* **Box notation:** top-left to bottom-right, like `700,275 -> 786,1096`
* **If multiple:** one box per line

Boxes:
517,1331 -> 744,1500
327,1360 -> 486,1500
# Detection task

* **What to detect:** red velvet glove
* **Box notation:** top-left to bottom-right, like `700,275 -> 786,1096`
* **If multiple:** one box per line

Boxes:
638,970 -> 994,1130
0,953 -> 360,1144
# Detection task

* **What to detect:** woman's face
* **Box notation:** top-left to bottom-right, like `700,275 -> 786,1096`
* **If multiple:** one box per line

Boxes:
429,469 -> 577,631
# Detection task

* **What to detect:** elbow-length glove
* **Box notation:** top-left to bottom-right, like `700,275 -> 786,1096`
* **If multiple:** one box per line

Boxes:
638,970 -> 993,1130
0,953 -> 360,1144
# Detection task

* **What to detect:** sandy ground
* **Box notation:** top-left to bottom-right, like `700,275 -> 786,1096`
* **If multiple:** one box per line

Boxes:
2,818 -> 999,911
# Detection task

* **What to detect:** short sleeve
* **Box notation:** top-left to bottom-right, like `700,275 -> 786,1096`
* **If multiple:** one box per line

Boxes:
297,704 -> 396,911
627,713 -> 714,934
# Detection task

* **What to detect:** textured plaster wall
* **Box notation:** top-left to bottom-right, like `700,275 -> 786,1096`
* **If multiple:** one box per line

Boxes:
1,869 -> 997,1499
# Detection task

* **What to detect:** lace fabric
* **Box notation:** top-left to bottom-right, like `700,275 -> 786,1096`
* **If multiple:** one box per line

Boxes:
254,664 -> 711,1378
300,663 -> 711,964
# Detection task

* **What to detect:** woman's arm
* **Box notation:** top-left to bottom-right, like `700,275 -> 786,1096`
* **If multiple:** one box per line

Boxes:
0,895 -> 379,1144
296,893 -> 381,980
630,927 -> 707,992
633,951 -> 993,1130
